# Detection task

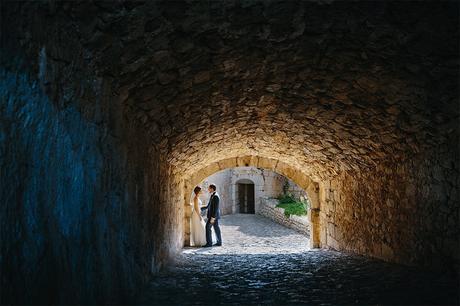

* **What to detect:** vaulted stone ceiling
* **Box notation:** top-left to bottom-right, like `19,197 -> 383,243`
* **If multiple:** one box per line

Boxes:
6,1 -> 458,179
2,2 -> 459,304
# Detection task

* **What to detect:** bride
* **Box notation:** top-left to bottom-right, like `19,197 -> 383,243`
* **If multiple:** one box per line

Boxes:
190,186 -> 207,246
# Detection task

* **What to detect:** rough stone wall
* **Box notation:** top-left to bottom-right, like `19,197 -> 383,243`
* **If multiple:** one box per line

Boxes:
0,4 -> 178,304
322,147 -> 459,273
0,62 -> 166,304
199,167 -> 291,215
259,198 -> 310,236
229,167 -> 285,213
231,167 -> 286,199
158,164 -> 184,266
285,180 -> 310,202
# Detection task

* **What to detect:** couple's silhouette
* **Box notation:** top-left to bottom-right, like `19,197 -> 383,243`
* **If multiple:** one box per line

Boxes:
191,184 -> 222,247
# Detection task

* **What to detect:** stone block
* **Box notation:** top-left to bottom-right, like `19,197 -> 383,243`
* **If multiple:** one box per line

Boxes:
184,204 -> 193,217
236,156 -> 258,167
257,157 -> 277,170
218,158 -> 238,170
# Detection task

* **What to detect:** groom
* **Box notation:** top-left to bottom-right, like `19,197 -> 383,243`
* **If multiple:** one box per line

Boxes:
201,184 -> 222,247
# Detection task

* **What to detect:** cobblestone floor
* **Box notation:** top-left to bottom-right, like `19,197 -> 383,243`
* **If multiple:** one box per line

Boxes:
142,214 -> 459,305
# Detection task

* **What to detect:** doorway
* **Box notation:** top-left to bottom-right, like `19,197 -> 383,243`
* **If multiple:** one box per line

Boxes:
237,182 -> 255,214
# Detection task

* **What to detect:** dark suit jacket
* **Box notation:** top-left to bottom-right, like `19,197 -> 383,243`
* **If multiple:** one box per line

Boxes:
205,192 -> 220,220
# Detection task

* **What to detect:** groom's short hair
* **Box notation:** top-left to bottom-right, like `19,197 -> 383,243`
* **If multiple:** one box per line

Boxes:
209,184 -> 217,191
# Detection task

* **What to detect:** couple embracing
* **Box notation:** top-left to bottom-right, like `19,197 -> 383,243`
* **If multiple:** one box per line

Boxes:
191,184 -> 222,247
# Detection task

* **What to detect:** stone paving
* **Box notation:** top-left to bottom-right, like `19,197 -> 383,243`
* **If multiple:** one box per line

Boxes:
142,214 -> 459,305
187,214 -> 310,255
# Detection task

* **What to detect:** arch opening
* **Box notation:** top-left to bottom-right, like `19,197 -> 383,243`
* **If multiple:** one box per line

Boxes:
183,156 -> 322,249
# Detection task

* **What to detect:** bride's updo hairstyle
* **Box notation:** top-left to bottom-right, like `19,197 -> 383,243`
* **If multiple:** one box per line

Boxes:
193,186 -> 201,195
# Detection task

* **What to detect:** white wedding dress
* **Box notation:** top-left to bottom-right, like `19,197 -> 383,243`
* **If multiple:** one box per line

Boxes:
190,199 -> 207,246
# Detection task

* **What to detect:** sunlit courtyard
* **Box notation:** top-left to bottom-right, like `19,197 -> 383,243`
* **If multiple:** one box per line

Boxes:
185,214 -> 310,255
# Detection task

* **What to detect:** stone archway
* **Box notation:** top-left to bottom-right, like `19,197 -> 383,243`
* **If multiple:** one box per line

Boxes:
183,156 -> 321,249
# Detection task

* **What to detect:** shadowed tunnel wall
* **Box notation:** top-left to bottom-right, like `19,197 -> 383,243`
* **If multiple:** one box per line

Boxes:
0,5 -> 180,303
0,58 -> 178,304
1,1 -> 459,304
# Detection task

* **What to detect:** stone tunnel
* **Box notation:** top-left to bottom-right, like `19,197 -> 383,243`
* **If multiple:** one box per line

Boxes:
1,1 -> 458,304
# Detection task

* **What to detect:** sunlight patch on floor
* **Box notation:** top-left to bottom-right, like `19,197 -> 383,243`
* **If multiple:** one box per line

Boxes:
184,214 -> 310,255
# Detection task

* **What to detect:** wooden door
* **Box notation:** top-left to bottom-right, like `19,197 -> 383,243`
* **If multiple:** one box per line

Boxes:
238,183 -> 246,213
238,183 -> 255,214
247,183 -> 255,214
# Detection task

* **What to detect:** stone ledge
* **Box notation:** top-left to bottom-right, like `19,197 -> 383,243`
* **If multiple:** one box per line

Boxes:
258,198 -> 310,236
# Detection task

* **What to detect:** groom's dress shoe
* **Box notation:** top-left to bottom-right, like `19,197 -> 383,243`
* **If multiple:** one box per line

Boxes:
203,244 -> 212,248
213,243 -> 222,247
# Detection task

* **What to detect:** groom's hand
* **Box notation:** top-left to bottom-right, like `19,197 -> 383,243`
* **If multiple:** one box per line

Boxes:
210,217 -> 215,224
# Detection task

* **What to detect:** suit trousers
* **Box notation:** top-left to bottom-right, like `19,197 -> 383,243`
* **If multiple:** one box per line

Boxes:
205,219 -> 222,245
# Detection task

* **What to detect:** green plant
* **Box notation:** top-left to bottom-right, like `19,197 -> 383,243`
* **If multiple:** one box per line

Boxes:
277,194 -> 295,204
276,201 -> 307,217
275,195 -> 307,217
